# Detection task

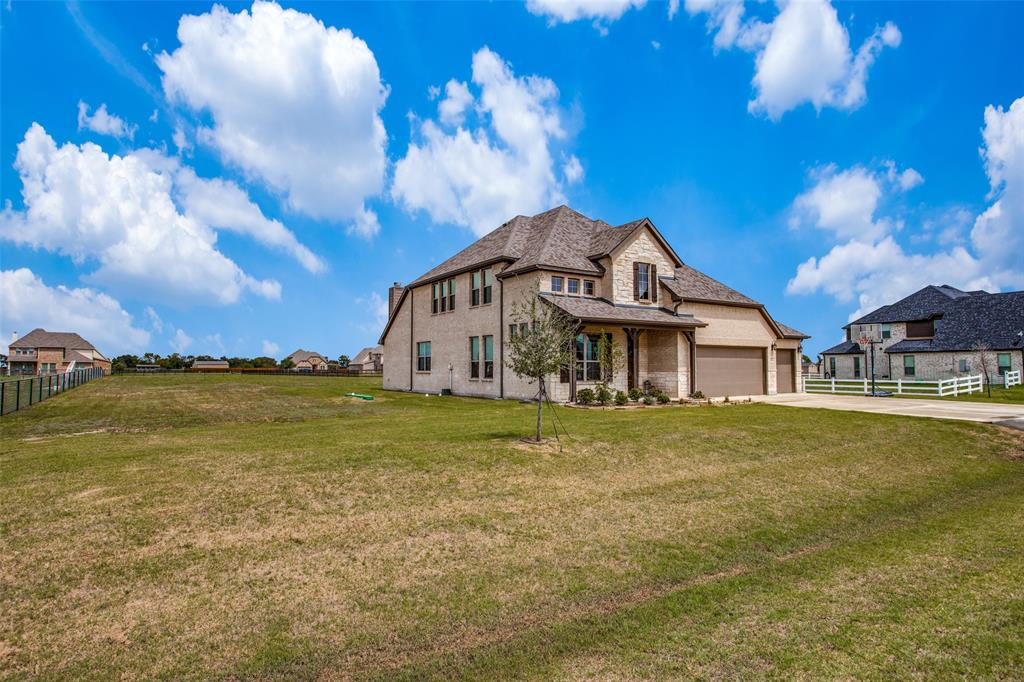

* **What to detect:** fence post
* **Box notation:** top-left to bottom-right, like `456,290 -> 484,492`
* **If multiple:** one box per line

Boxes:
954,378 -> 959,396
831,377 -> 836,393
863,378 -> 868,394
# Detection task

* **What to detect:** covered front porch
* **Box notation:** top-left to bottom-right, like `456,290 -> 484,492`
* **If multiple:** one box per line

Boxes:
539,294 -> 706,402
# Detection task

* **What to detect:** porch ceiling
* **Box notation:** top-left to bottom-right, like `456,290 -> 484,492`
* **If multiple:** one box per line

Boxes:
539,293 -> 707,329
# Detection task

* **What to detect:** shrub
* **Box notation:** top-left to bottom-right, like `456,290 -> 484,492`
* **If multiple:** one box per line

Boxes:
628,387 -> 642,402
724,395 -> 731,403
690,390 -> 705,400
595,383 -> 613,405
614,390 -> 628,406
641,395 -> 654,405
576,388 -> 595,405
657,392 -> 670,404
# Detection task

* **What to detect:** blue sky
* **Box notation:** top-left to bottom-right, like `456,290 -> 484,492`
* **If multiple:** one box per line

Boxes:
1,0 -> 1022,359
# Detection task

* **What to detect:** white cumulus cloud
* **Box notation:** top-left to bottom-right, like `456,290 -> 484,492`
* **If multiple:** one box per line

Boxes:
169,328 -> 193,353
686,0 -> 900,120
526,0 -> 647,32
157,1 -> 388,237
355,291 -> 388,333
77,101 -> 137,140
0,124 -> 284,306
787,97 -> 1024,320
0,268 -> 150,355
261,339 -> 280,356
392,47 -> 579,236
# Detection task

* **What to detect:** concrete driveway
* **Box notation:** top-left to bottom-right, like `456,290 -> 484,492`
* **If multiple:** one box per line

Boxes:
763,392 -> 1024,426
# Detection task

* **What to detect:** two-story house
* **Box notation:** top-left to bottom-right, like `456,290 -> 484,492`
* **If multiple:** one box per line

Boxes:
348,345 -> 383,374
7,329 -> 111,375
820,285 -> 1024,382
379,206 -> 808,401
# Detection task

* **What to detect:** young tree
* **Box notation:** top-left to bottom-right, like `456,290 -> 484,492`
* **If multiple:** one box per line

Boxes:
338,355 -> 351,368
595,329 -> 625,390
280,358 -> 295,370
505,292 -> 577,442
972,341 -> 994,398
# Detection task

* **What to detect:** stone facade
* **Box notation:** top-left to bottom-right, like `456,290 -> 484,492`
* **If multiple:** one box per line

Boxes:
887,349 -> 1023,383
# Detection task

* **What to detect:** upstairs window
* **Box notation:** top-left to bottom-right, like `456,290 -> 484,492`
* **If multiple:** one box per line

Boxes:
509,322 -> 529,338
482,268 -> 493,304
447,277 -> 455,311
471,271 -> 481,306
551,276 -> 564,293
439,280 -> 447,313
567,278 -> 580,295
998,353 -> 1011,376
881,323 -> 891,339
432,282 -> 444,314
583,280 -> 595,296
634,262 -> 657,302
903,355 -> 915,377
417,342 -> 431,372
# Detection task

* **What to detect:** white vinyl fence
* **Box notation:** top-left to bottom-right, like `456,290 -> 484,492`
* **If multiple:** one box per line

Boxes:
805,374 -> 983,397
1006,370 -> 1022,389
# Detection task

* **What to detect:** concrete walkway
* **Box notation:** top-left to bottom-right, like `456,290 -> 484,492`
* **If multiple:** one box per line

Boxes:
762,392 -> 1024,425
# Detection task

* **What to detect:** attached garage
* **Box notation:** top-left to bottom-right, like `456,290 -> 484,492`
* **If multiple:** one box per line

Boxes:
695,345 -> 765,397
776,349 -> 795,393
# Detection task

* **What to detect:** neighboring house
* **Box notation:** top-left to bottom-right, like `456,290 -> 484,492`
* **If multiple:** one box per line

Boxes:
349,345 -> 384,374
191,359 -> 230,370
820,285 -> 1024,382
284,349 -> 328,371
7,329 -> 111,375
802,357 -> 821,376
379,206 -> 808,400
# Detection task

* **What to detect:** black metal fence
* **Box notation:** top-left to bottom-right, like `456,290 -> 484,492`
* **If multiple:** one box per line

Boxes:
113,368 -> 382,377
0,368 -> 105,416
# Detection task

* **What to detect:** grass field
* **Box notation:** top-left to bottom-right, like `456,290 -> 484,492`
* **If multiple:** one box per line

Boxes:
2,374 -> 1023,680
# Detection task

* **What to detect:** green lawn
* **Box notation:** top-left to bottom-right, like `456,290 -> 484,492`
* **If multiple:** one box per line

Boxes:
2,374 -> 1023,679
887,383 -> 1024,404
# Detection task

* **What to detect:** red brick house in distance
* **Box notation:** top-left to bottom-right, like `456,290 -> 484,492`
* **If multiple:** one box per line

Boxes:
7,329 -> 111,375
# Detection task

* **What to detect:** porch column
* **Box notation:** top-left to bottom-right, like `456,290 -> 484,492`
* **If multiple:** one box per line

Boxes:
623,327 -> 643,391
683,330 -> 696,396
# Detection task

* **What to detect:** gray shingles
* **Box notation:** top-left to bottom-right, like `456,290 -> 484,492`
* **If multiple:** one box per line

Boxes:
848,284 -> 981,326
884,291 -> 1024,353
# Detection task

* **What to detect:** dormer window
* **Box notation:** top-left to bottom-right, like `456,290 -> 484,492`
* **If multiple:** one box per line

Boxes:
633,262 -> 657,302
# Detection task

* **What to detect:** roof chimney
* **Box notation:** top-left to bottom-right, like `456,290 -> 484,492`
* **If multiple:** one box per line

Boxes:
388,282 -> 404,317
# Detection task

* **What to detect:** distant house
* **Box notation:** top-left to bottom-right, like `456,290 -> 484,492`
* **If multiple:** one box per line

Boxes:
191,359 -> 230,371
348,345 -> 383,374
283,349 -> 328,371
7,329 -> 111,376
820,285 -> 1024,382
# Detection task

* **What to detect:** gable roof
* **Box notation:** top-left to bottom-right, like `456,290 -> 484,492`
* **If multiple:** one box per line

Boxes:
821,340 -> 863,355
884,290 -> 1024,353
775,321 -> 810,339
285,349 -> 326,364
847,285 -> 984,327
350,345 -> 383,365
10,328 -> 97,350
406,206 -> 683,287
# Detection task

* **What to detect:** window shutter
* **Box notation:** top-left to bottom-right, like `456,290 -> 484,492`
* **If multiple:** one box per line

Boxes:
633,262 -> 640,300
650,264 -> 658,302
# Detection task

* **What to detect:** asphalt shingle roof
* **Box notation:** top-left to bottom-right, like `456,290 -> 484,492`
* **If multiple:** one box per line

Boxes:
9,328 -> 96,351
821,340 -> 863,355
847,285 -> 981,326
285,349 -> 326,364
776,321 -> 810,339
884,291 -> 1024,353
660,264 -> 759,306
539,293 -> 706,328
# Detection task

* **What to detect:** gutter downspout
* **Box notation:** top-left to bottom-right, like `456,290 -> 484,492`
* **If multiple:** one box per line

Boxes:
405,284 -> 409,387
499,276 -> 504,398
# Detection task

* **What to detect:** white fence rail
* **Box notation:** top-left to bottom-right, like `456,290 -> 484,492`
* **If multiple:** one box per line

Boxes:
1006,370 -> 1022,389
805,374 -> 984,397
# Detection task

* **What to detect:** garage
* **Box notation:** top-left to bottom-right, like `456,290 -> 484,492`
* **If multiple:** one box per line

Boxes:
776,349 -> 795,393
695,346 -> 765,397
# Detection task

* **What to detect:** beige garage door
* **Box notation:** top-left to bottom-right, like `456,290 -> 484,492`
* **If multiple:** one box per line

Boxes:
696,346 -> 765,397
776,349 -> 795,393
